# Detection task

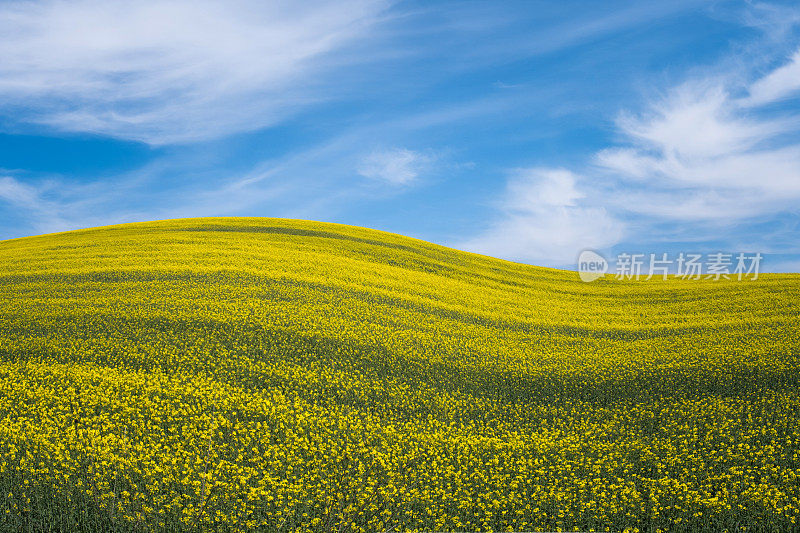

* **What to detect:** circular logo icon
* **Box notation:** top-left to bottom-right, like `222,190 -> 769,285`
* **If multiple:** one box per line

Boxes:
578,249 -> 608,282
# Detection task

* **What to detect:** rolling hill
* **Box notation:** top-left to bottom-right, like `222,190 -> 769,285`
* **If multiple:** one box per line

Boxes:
0,217 -> 798,532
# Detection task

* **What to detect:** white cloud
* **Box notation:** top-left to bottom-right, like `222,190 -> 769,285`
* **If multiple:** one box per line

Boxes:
0,176 -> 76,234
596,81 -> 800,223
0,0 -> 388,144
357,148 -> 435,185
744,48 -> 800,106
0,173 -> 166,237
504,168 -> 583,208
461,169 -> 624,266
467,41 -> 800,266
0,176 -> 40,207
615,84 -> 788,160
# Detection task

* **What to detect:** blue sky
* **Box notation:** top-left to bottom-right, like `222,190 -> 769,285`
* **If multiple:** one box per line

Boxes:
1,0 -> 799,271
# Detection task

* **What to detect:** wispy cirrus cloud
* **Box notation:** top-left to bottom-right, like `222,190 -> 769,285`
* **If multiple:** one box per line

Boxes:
0,175 -> 76,235
743,49 -> 800,106
1,0 -> 799,274
465,41 -> 800,267
0,176 -> 40,208
597,79 -> 800,219
357,148 -> 436,185
0,0 -> 389,144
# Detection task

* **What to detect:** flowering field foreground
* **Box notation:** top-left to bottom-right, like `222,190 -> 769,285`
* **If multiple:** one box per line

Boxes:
0,218 -> 798,532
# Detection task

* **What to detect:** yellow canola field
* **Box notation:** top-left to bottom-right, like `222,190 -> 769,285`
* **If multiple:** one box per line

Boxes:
0,217 -> 798,532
